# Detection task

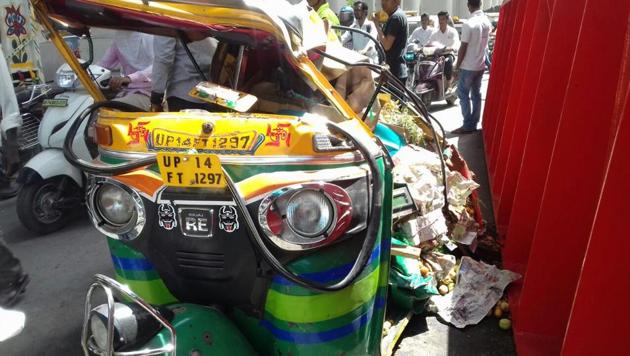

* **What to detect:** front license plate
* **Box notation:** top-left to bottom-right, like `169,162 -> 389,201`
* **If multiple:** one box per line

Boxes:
151,128 -> 257,152
157,153 -> 226,188
42,98 -> 68,107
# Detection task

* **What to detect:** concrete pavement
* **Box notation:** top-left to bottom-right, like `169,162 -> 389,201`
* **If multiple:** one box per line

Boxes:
0,200 -> 111,355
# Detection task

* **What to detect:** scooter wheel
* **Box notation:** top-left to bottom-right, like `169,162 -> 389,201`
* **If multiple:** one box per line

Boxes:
421,93 -> 433,108
16,177 -> 81,235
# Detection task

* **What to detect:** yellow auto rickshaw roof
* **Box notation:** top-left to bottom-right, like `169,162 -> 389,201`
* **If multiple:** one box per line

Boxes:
39,0 -> 328,55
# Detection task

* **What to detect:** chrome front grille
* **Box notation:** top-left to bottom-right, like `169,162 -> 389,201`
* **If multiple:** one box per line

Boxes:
18,113 -> 41,150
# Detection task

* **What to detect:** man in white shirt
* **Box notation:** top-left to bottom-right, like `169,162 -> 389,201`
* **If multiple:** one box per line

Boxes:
428,11 -> 460,86
0,46 -> 21,199
452,0 -> 491,134
428,11 -> 461,51
0,48 -> 28,309
408,13 -> 434,46
341,1 -> 379,64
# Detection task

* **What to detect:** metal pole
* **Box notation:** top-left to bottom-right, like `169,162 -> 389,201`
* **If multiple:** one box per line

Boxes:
233,45 -> 244,89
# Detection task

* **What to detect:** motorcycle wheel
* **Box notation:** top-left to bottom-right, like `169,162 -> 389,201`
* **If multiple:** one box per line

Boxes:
421,92 -> 433,108
17,176 -> 82,235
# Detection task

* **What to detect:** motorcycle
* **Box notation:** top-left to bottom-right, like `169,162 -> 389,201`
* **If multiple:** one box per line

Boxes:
404,43 -> 458,108
31,0 -> 453,354
17,36 -> 112,235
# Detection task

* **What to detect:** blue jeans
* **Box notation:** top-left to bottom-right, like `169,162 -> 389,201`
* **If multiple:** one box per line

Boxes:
457,69 -> 484,131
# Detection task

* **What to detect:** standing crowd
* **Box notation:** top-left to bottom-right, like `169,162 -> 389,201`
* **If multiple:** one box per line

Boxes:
310,0 -> 492,134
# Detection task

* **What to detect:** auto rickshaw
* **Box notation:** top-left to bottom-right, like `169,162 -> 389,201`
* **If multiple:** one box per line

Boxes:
30,0 -> 458,354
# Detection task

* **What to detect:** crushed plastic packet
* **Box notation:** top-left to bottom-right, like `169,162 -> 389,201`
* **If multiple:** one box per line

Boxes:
447,171 -> 480,207
423,252 -> 456,281
432,257 -> 521,328
450,208 -> 479,245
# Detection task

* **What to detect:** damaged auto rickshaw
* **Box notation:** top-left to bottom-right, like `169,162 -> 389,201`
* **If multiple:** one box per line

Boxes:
31,0 -> 475,354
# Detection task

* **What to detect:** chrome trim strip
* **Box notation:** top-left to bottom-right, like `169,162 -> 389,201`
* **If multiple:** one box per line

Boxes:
99,147 -> 369,165
244,164 -> 370,204
173,200 -> 235,206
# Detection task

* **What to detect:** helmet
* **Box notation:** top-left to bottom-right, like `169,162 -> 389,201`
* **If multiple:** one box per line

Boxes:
339,6 -> 354,26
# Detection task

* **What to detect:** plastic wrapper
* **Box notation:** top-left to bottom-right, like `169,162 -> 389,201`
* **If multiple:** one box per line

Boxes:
423,252 -> 456,281
432,257 -> 521,328
450,208 -> 479,245
417,209 -> 449,242
447,171 -> 480,207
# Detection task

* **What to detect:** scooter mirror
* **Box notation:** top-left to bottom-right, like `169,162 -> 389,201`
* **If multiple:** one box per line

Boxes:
81,33 -> 94,69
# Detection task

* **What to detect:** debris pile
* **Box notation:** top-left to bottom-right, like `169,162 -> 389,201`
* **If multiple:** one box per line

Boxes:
380,102 -> 520,329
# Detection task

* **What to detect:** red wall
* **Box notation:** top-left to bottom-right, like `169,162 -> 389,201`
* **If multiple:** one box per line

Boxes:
483,0 -> 630,354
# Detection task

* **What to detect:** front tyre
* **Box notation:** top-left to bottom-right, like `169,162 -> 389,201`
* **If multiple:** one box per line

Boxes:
421,92 -> 433,108
17,176 -> 82,235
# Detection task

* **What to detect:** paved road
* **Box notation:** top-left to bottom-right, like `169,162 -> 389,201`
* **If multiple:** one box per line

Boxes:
0,200 -> 111,356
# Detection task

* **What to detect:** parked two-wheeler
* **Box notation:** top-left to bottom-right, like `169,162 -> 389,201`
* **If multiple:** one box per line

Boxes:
404,43 -> 458,108
17,36 -> 112,234
8,83 -> 57,163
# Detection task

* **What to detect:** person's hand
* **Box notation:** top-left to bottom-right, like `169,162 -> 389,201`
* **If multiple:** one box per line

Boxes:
109,76 -> 131,91
150,103 -> 163,112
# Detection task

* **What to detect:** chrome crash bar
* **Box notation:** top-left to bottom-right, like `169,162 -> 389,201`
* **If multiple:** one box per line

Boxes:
81,274 -> 176,356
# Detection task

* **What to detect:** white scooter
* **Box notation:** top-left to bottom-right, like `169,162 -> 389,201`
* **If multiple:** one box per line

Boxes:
16,57 -> 111,234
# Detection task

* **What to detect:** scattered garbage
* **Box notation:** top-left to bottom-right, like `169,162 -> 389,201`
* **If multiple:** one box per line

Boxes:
380,100 -> 518,335
431,257 -> 521,328
499,318 -> 512,330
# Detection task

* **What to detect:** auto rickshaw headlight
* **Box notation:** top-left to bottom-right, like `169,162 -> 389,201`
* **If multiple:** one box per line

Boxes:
286,190 -> 333,237
87,179 -> 146,241
258,182 -> 353,251
89,310 -> 109,351
96,184 -> 135,226
88,302 -> 163,353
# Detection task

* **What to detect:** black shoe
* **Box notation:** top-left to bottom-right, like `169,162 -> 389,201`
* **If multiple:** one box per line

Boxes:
0,177 -> 18,200
0,274 -> 30,307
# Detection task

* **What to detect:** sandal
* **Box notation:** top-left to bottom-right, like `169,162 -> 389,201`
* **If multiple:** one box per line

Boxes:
451,127 -> 476,134
0,274 -> 30,307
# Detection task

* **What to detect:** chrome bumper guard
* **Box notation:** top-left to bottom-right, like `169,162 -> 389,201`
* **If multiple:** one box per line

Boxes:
81,274 -> 176,356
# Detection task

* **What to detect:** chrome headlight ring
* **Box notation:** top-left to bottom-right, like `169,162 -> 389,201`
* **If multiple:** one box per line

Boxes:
87,177 -> 146,241
258,182 -> 353,251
